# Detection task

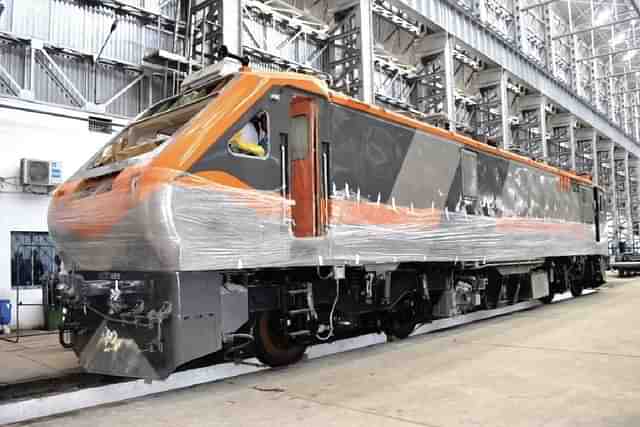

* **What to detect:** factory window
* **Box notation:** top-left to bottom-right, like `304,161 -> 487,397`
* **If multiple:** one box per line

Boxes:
228,111 -> 270,159
10,232 -> 58,288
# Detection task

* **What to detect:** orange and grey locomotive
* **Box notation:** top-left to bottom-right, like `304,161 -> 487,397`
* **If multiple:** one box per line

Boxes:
49,65 -> 607,379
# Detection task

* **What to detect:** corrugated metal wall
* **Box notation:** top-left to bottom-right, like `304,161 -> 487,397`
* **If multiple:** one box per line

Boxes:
0,0 -> 182,116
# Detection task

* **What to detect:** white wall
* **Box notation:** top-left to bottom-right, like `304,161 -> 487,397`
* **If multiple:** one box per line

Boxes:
0,103 -> 119,329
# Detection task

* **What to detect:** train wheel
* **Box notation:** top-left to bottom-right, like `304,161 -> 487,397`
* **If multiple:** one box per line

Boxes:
253,311 -> 306,367
58,327 -> 75,349
570,280 -> 583,297
384,293 -> 418,340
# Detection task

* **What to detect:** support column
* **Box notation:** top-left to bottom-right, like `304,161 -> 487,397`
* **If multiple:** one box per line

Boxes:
635,87 -> 640,141
568,115 -> 577,171
540,97 -> 548,162
591,132 -> 599,186
357,0 -> 374,104
636,75 -> 640,141
500,68 -> 511,150
611,144 -> 620,249
623,75 -> 630,134
443,33 -> 456,129
567,0 -> 580,95
625,151 -> 633,243
222,0 -> 242,56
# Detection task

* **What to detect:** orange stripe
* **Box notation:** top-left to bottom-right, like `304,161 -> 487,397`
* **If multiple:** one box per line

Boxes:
177,170 -> 253,189
330,199 -> 441,227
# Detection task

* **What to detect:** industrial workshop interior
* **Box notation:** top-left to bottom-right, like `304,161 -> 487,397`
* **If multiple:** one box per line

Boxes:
1,0 -> 640,425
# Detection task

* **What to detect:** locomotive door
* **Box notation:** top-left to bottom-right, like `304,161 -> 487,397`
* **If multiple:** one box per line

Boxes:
288,96 -> 327,237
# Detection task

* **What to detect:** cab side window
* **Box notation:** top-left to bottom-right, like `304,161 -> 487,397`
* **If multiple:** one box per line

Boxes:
228,111 -> 270,159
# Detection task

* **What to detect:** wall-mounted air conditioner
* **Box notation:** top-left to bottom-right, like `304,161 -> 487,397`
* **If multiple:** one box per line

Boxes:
20,159 -> 63,188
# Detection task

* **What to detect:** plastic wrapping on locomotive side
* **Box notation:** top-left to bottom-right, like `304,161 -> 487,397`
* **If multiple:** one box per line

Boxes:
48,83 -> 607,273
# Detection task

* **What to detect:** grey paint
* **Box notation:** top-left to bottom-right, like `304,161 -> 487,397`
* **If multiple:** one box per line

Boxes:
77,271 -> 223,379
390,131 -> 460,209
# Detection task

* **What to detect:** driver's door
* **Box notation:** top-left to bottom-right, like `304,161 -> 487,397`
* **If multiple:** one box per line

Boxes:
288,96 -> 326,237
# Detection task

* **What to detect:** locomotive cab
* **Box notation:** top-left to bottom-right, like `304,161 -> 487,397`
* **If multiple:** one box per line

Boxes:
49,67 -> 336,377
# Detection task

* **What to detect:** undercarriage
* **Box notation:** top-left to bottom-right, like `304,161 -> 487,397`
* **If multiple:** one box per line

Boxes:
56,255 -> 606,379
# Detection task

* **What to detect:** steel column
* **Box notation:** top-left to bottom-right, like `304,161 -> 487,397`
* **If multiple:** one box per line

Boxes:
611,144 -> 620,248
500,68 -> 511,149
357,0 -> 375,104
443,33 -> 456,128
222,0 -> 242,56
625,151 -> 634,242
540,96 -> 548,161
568,115 -> 577,170
592,132 -> 599,185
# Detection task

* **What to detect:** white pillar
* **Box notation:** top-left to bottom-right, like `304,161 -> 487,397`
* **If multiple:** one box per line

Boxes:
357,0 -> 375,104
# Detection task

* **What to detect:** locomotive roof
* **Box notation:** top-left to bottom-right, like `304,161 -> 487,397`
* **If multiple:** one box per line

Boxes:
240,70 -> 595,187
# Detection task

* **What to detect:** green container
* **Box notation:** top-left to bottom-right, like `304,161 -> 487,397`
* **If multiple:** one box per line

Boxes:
45,307 -> 63,331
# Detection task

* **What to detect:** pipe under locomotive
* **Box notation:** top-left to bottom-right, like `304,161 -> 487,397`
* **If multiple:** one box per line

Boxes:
49,63 -> 608,379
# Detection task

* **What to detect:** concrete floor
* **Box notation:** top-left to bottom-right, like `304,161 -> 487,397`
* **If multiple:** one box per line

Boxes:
0,333 -> 77,385
18,275 -> 640,427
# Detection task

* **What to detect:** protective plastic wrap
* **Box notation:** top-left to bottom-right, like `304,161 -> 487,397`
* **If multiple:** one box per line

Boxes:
48,70 -> 608,272
49,166 -> 608,273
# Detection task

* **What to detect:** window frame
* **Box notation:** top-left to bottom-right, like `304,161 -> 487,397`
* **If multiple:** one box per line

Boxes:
227,110 -> 272,160
10,231 -> 58,289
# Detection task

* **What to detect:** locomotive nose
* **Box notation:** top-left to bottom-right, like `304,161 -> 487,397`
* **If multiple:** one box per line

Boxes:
80,321 -> 173,379
65,272 -> 229,380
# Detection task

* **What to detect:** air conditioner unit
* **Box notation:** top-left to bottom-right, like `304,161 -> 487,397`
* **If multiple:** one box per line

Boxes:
20,159 -> 63,187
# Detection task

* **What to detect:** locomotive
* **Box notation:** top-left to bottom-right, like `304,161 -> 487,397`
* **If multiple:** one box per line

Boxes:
49,60 -> 608,379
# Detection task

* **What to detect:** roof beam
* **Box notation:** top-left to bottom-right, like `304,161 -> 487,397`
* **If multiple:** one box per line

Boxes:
520,0 -> 561,12
577,45 -> 640,62
552,17 -> 637,40
595,69 -> 640,81
409,0 -> 640,156
630,0 -> 640,23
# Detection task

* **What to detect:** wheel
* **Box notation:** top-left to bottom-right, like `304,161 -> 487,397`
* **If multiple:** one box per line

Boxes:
570,280 -> 583,297
58,327 -> 75,349
619,269 -> 626,277
253,311 -> 306,367
384,293 -> 419,340
539,291 -> 555,304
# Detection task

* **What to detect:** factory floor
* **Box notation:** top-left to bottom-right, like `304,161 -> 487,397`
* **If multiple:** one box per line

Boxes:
18,275 -> 640,427
0,332 -> 78,386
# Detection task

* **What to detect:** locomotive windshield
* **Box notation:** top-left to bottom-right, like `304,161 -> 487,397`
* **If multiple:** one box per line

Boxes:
88,75 -> 234,170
